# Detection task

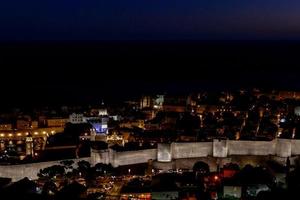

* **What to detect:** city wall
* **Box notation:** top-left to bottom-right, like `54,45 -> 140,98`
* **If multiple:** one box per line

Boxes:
171,142 -> 212,159
0,157 -> 90,182
91,139 -> 300,167
3,139 -> 300,182
91,148 -> 157,167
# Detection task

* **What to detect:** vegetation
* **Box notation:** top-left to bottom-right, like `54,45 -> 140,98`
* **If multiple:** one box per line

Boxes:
35,160 -> 116,198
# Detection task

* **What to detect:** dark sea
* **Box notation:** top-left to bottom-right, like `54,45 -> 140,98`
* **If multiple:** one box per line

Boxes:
0,40 -> 300,109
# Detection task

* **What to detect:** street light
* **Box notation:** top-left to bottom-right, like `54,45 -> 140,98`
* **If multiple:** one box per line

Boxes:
214,175 -> 219,181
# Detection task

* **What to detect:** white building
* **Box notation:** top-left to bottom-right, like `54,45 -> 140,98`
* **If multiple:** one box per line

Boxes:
154,95 -> 164,109
69,113 -> 85,124
295,106 -> 300,116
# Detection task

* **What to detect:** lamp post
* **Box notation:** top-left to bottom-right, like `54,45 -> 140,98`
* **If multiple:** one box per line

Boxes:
128,168 -> 131,176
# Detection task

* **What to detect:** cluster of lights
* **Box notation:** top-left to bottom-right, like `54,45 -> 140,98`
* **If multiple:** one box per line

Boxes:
0,130 -> 56,138
280,118 -> 286,123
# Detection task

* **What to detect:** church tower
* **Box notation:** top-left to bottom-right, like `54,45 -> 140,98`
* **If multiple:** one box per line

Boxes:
25,133 -> 34,156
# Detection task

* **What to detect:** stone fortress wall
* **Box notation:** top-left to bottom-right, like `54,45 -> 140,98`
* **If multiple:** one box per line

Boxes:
90,148 -> 157,167
0,158 -> 90,182
91,139 -> 300,167
2,139 -> 300,182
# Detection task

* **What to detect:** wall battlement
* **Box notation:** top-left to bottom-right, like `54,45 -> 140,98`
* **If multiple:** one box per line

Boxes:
2,139 -> 299,182
91,139 -> 300,167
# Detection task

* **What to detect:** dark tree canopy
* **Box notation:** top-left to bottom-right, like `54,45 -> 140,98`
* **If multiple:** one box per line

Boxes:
193,161 -> 210,175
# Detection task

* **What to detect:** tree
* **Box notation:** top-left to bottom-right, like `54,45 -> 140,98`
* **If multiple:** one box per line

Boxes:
223,163 -> 240,171
94,163 -> 115,176
193,161 -> 210,176
42,180 -> 58,196
77,160 -> 93,186
60,160 -> 74,170
287,165 -> 300,191
236,165 -> 275,185
77,160 -> 91,172
38,165 -> 65,179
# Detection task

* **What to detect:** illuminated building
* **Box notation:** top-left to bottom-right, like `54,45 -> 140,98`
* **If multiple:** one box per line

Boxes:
119,120 -> 145,129
106,131 -> 125,146
90,108 -> 108,116
140,96 -> 153,109
0,123 -> 12,131
88,117 -> 108,134
31,121 -> 38,129
17,118 -> 39,129
294,106 -> 300,116
47,118 -> 68,127
217,105 -> 232,113
142,109 -> 155,120
278,91 -> 300,100
144,122 -> 160,130
120,178 -> 151,200
69,113 -> 84,124
195,105 -> 218,114
0,141 -> 5,151
163,104 -> 186,113
0,127 -> 62,140
25,133 -> 34,156
120,193 -> 151,200
16,119 -> 31,129
90,101 -> 108,116
98,108 -> 108,116
38,116 -> 47,127
154,95 -> 164,109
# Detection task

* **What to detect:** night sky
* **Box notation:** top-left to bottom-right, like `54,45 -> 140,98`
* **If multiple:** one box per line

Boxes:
1,1 -> 300,108
1,0 -> 300,41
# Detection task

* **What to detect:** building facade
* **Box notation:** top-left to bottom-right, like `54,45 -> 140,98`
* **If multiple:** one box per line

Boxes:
69,113 -> 85,124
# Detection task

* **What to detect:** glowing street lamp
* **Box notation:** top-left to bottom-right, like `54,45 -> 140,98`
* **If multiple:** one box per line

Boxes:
214,175 -> 219,181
